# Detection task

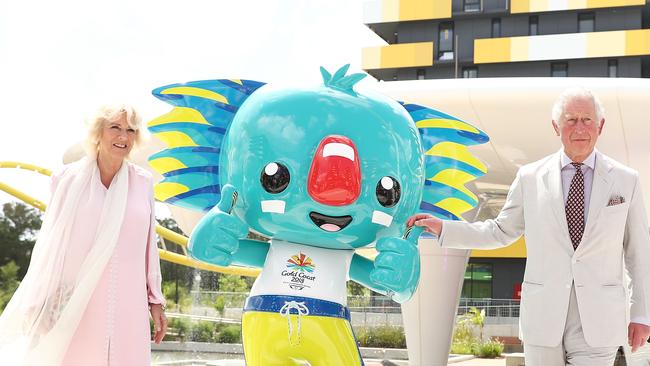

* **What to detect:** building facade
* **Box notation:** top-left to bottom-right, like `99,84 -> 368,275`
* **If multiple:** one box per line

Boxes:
363,0 -> 650,81
363,0 -> 650,300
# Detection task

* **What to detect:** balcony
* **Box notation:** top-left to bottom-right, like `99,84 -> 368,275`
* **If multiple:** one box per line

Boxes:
474,29 -> 650,64
510,0 -> 645,14
363,0 -> 451,24
362,42 -> 434,70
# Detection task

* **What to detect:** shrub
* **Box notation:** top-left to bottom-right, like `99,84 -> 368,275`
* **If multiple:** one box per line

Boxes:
166,317 -> 191,342
216,324 -> 242,343
475,339 -> 504,358
355,326 -> 406,348
189,321 -> 216,342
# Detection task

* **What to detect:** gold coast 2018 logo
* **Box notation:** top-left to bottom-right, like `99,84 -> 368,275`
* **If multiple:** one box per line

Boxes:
282,253 -> 316,290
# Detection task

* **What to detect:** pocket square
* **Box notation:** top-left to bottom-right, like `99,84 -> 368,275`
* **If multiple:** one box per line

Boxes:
607,195 -> 625,206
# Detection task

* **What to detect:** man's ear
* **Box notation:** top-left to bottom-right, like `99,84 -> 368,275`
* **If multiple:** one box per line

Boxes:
552,120 -> 560,136
598,119 -> 605,135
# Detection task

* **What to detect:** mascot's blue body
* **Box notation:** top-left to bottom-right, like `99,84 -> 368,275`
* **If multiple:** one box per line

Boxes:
148,65 -> 488,366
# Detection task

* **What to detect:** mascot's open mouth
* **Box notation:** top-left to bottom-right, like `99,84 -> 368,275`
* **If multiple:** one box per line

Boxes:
309,212 -> 353,232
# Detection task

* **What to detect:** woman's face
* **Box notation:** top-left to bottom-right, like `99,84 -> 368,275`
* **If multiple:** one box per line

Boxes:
98,112 -> 136,162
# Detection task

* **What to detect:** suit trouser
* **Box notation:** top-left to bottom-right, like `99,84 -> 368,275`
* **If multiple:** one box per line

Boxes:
524,285 -> 619,366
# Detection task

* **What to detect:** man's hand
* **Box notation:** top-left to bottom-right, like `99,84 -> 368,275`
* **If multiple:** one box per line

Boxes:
406,213 -> 443,237
150,303 -> 168,344
629,322 -> 650,352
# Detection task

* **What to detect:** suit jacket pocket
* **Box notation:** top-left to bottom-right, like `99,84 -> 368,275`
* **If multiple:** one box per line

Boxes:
602,202 -> 630,215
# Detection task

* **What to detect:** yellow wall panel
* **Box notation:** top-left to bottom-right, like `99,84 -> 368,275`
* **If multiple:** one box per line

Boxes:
382,0 -> 400,22
474,38 -> 511,64
625,29 -> 650,56
381,42 -> 434,68
362,47 -> 382,70
471,236 -> 527,258
587,0 -> 644,8
510,0 -> 530,13
587,31 -> 625,58
362,42 -> 434,70
510,37 -> 530,62
568,0 -> 588,10
399,0 -> 451,21
511,0 -> 641,13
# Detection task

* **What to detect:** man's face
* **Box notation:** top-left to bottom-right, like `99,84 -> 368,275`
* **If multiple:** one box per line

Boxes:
552,96 -> 604,162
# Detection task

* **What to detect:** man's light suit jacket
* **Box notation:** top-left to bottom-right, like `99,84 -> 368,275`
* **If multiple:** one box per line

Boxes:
440,151 -> 650,347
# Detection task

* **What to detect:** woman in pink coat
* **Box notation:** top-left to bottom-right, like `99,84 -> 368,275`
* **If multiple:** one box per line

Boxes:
0,105 -> 167,366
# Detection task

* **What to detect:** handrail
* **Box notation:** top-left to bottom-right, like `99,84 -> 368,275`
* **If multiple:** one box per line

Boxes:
0,161 -> 260,277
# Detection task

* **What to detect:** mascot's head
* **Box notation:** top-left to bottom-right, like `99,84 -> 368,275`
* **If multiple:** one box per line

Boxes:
148,65 -> 488,249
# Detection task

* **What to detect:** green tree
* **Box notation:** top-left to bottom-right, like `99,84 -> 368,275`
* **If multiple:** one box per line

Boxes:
0,261 -> 20,311
0,202 -> 43,278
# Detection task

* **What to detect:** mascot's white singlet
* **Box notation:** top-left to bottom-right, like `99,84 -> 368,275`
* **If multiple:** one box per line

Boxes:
249,240 -> 354,305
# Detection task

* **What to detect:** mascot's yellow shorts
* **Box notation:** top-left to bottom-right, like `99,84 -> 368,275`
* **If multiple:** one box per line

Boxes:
242,295 -> 364,366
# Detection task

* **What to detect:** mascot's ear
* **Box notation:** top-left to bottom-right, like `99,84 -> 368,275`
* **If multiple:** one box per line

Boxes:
148,79 -> 265,212
400,102 -> 490,220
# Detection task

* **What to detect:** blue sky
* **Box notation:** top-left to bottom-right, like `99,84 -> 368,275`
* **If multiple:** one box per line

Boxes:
0,0 -> 384,205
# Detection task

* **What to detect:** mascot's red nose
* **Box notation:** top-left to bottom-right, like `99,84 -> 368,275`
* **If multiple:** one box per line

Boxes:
307,135 -> 361,206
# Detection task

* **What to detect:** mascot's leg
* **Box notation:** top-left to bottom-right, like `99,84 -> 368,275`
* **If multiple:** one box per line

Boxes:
242,295 -> 364,366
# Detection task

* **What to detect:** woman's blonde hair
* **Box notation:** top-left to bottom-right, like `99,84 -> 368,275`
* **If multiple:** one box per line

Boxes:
84,104 -> 146,157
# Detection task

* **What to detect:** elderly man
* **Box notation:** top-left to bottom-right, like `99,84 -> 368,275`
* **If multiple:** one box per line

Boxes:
408,88 -> 650,366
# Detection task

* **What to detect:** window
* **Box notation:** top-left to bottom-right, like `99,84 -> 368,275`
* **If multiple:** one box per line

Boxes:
578,13 -> 594,33
462,263 -> 493,298
417,69 -> 426,80
491,18 -> 501,38
551,62 -> 568,77
464,0 -> 480,12
608,59 -> 618,77
438,22 -> 454,60
463,67 -> 478,78
529,16 -> 538,36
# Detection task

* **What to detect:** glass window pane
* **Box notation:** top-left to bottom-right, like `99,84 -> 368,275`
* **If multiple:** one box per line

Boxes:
463,67 -> 478,78
492,18 -> 501,38
462,263 -> 493,298
552,62 -> 568,77
608,60 -> 618,77
464,0 -> 480,12
578,13 -> 594,33
529,16 -> 538,36
438,22 -> 454,60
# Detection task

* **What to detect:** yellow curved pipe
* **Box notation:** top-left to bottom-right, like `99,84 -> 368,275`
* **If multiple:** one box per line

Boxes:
0,161 -> 260,277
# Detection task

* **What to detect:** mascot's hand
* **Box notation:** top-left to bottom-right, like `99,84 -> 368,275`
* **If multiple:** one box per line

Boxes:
369,226 -> 423,303
188,184 -> 249,266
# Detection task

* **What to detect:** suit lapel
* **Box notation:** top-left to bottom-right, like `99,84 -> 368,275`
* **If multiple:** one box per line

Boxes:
581,152 -> 614,244
543,152 -> 572,245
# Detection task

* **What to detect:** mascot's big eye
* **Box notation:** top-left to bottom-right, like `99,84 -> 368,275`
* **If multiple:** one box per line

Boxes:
260,162 -> 290,194
376,176 -> 401,207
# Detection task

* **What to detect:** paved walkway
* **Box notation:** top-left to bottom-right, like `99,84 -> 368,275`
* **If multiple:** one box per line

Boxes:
451,357 -> 506,366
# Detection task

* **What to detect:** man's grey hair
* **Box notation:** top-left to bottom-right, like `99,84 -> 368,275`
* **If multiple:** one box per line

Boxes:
551,87 -> 605,123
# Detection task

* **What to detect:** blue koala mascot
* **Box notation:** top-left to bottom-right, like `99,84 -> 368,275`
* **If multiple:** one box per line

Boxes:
148,65 -> 488,366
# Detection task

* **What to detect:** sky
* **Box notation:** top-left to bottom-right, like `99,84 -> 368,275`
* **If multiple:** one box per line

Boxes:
0,0 -> 384,206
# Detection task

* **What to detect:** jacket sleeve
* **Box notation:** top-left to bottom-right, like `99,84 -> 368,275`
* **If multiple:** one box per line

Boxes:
624,172 -> 650,323
144,176 -> 166,306
439,169 -> 525,250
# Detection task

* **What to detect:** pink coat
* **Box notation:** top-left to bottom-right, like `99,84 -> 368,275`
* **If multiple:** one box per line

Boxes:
52,162 -> 165,366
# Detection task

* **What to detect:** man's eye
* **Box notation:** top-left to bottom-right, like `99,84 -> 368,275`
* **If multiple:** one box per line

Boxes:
127,128 -> 136,133
110,125 -> 120,130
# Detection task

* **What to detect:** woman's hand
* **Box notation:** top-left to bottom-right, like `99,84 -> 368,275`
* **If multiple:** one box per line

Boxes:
149,303 -> 168,344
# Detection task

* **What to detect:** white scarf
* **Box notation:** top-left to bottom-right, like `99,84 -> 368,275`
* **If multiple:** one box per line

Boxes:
0,157 -> 129,366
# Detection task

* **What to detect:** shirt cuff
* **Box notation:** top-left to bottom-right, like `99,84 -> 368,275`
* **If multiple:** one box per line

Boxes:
631,316 -> 650,326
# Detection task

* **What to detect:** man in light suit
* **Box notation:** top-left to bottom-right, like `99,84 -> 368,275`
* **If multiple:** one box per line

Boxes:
408,88 -> 650,365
